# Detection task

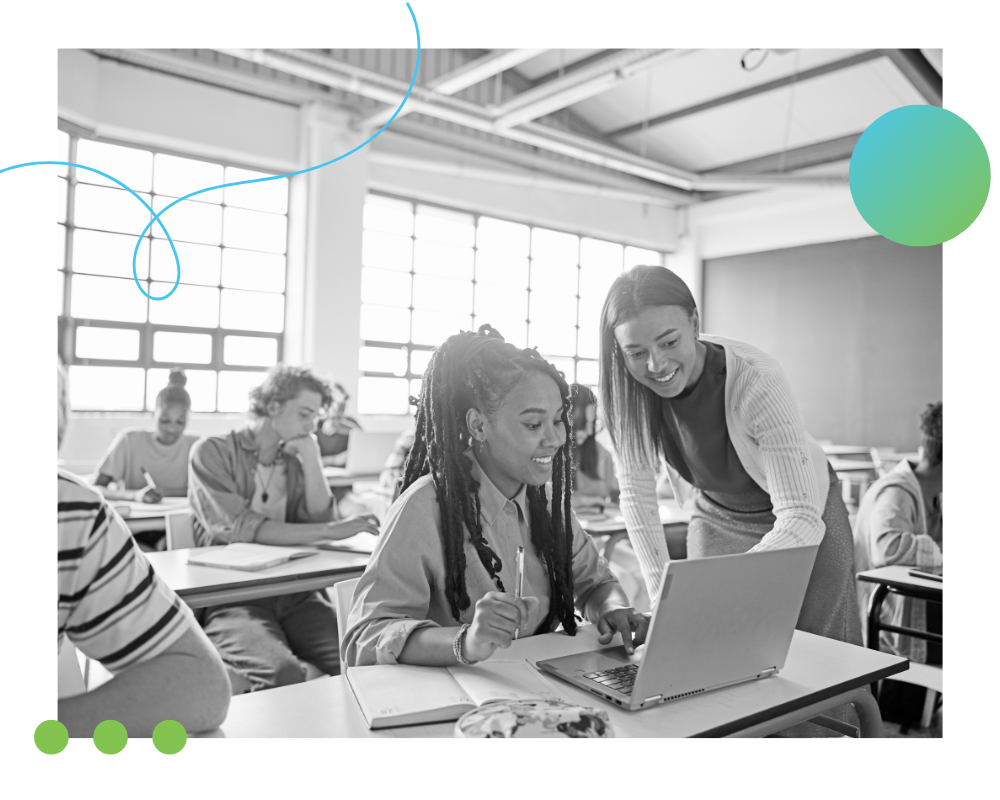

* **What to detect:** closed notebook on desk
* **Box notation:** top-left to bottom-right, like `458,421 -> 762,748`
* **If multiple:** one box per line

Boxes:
346,659 -> 564,729
315,532 -> 378,554
186,543 -> 318,572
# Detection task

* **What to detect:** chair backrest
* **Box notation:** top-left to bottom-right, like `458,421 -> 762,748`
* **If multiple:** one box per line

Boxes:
334,577 -> 361,647
165,512 -> 196,550
58,637 -> 87,699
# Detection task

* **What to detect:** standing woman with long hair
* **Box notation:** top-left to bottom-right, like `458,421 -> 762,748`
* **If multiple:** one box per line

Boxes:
342,326 -> 648,667
600,266 -> 862,647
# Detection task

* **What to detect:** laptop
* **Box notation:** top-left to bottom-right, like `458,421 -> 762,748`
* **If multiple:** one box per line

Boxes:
537,545 -> 819,711
325,431 -> 401,477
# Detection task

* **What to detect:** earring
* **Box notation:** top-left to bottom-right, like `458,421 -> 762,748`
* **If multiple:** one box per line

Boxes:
478,438 -> 486,454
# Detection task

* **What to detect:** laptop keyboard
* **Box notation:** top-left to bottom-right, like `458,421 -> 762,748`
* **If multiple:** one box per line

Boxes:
583,664 -> 638,695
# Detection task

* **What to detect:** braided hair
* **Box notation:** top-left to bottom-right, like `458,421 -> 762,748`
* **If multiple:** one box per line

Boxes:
919,401 -> 942,466
400,325 -> 579,636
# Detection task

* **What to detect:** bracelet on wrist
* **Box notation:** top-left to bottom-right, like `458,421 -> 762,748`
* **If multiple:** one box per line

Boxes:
453,623 -> 478,665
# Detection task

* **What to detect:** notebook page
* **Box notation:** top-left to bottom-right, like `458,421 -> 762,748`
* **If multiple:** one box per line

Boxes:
448,659 -> 565,706
347,665 -> 473,722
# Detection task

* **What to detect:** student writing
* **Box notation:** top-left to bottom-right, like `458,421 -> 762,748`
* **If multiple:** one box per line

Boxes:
342,325 -> 648,668
92,368 -> 197,503
188,366 -> 379,693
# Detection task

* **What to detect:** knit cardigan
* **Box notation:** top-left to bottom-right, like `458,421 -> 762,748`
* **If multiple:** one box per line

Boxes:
610,334 -> 830,598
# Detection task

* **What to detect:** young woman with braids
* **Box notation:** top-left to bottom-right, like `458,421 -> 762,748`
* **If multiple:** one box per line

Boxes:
342,326 -> 648,668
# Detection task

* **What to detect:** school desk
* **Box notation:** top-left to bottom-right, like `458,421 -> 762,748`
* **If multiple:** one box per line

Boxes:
323,466 -> 382,488
857,565 -> 942,653
111,498 -> 192,534
821,444 -> 873,458
577,500 -> 692,561
145,546 -> 368,608
198,624 -> 906,738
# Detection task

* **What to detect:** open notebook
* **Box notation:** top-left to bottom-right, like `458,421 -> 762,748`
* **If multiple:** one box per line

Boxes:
346,659 -> 565,729
186,543 -> 318,572
315,532 -> 378,554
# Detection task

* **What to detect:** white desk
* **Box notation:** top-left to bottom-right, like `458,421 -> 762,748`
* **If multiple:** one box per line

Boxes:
201,625 -> 906,738
145,546 -> 368,608
112,498 -> 191,535
821,444 -> 873,458
323,467 -> 381,489
577,500 -> 691,561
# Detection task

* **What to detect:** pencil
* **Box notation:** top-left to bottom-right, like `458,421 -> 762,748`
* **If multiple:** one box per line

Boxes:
141,467 -> 157,491
514,545 -> 525,639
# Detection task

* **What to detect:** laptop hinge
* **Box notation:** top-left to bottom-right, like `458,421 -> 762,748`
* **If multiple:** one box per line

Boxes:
642,695 -> 663,706
758,667 -> 778,679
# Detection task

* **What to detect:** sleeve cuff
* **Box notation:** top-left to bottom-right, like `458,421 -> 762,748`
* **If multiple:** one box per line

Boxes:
374,619 -> 440,665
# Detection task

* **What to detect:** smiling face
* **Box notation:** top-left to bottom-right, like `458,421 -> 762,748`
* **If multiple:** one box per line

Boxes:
155,403 -> 189,445
267,389 -> 324,442
468,371 -> 568,498
613,305 -> 706,399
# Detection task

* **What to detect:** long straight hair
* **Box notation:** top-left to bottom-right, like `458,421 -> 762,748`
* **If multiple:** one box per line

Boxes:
598,265 -> 697,466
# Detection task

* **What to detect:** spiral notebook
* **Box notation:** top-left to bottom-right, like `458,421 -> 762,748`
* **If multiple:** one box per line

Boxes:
346,659 -> 564,729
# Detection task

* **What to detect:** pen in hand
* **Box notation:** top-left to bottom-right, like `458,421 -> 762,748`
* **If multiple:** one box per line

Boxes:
514,545 -> 525,640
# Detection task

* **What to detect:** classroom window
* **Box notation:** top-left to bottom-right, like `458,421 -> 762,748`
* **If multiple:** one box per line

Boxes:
356,192 -> 664,413
58,132 -> 288,412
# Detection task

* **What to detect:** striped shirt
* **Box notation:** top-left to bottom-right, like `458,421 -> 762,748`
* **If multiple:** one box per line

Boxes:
610,334 -> 831,598
58,470 -> 194,673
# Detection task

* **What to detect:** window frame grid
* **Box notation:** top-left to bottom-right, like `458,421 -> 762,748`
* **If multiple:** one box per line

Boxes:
58,131 -> 289,413
359,190 -> 664,405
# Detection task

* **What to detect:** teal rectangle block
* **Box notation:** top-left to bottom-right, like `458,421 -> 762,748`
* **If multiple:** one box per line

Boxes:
0,175 -> 57,222
0,438 -> 56,480
0,47 -> 56,108
0,222 -> 57,321
0,320 -> 57,434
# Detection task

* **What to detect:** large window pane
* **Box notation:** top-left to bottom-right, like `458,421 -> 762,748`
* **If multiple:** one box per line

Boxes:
152,196 -> 222,245
56,130 -> 69,177
530,261 -> 578,296
148,282 -> 220,327
409,378 -> 422,404
75,184 -> 151,235
474,284 -> 527,323
75,326 -> 140,361
224,335 -> 278,367
412,275 -> 472,314
151,239 -> 221,286
224,167 -> 288,214
581,237 -> 623,271
76,140 -> 153,192
576,298 -> 604,360
528,321 -> 577,357
411,309 -> 471,346
222,248 -> 285,292
57,270 -> 64,316
73,229 -> 150,280
70,274 -> 147,323
579,262 -> 621,306
544,356 -> 575,383
361,267 -> 411,308
223,207 -> 287,254
154,154 -> 223,203
576,359 -> 599,386
475,251 -> 528,289
57,176 -> 68,224
473,316 -> 527,349
364,196 -> 413,236
409,348 -> 433,377
220,289 -> 284,332
68,365 -> 145,410
217,371 -> 267,413
359,346 -> 407,376
624,245 -> 661,269
477,216 -> 529,256
58,224 -> 66,268
358,377 -> 409,415
153,331 -> 213,364
530,289 -> 577,327
414,205 -> 475,247
147,368 -> 217,412
360,304 -> 409,343
413,239 -> 473,280
531,228 -> 579,266
362,229 -> 412,272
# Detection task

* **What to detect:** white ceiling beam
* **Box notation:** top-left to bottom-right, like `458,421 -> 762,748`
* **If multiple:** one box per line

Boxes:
356,48 -> 547,131
492,49 -> 691,130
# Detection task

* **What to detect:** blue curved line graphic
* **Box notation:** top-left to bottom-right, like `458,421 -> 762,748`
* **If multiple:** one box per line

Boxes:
0,2 -> 420,301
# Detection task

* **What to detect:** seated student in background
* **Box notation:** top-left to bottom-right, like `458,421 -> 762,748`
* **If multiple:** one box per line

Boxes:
57,362 -> 229,736
378,428 -> 415,496
315,381 -> 361,467
854,401 -> 943,664
343,326 -> 648,668
189,365 -> 380,693
569,383 -> 619,508
93,368 -> 198,504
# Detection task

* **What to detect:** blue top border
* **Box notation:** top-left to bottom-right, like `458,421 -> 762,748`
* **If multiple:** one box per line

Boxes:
0,3 -> 1000,48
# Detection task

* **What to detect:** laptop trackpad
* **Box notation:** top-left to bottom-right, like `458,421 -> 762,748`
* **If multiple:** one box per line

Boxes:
543,645 -> 641,674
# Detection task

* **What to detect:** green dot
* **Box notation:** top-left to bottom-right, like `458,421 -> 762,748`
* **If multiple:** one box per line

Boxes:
152,720 -> 187,754
34,720 -> 69,754
93,720 -> 128,754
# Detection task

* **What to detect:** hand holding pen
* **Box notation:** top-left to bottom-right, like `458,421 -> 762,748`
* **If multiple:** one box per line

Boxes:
138,467 -> 163,504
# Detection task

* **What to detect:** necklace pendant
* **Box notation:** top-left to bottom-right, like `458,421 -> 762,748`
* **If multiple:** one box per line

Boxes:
262,491 -> 269,503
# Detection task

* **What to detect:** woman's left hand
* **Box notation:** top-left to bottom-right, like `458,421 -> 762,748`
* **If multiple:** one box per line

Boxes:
596,608 -> 650,655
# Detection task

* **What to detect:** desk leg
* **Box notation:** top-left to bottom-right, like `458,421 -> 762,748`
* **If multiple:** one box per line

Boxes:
726,687 -> 885,738
866,583 -> 889,698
